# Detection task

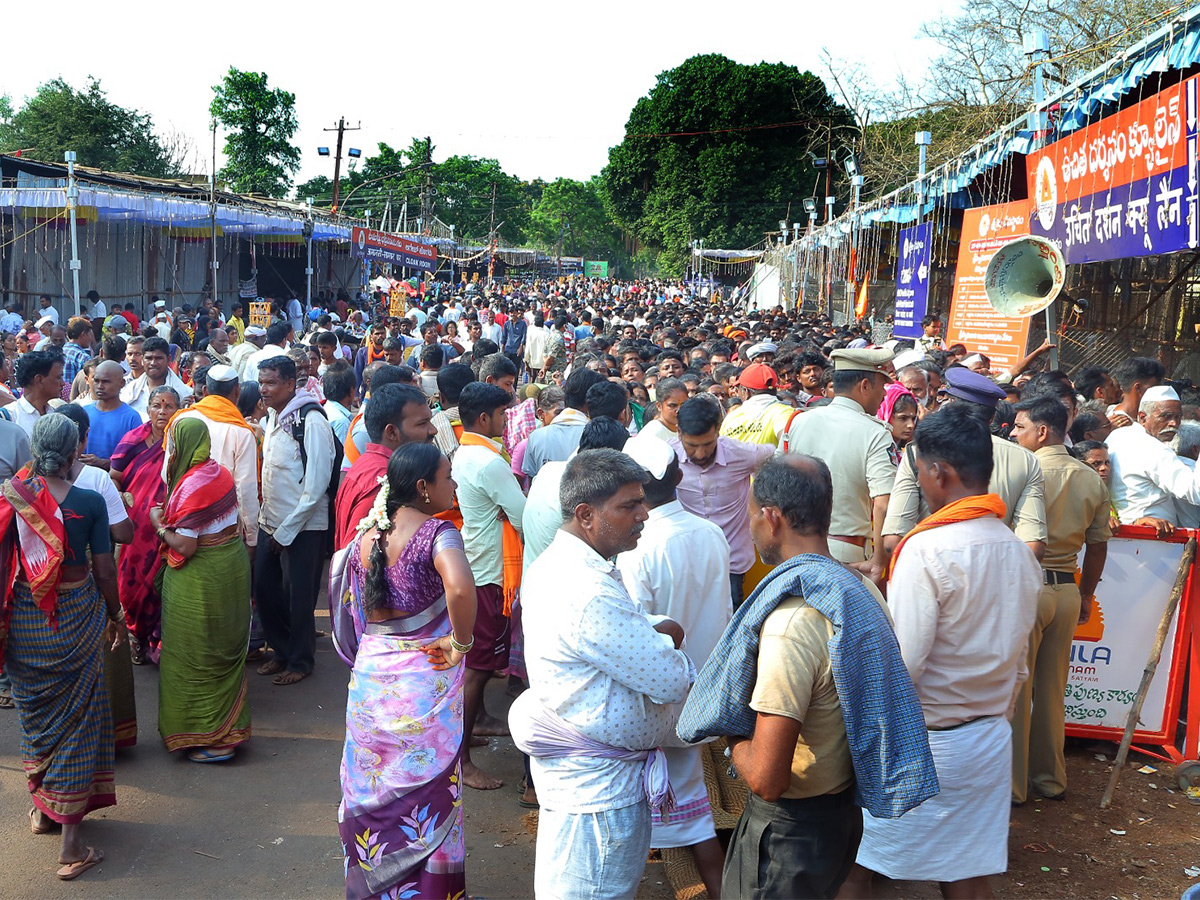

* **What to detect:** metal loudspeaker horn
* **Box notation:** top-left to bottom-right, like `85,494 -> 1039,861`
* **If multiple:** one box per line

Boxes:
984,236 -> 1066,318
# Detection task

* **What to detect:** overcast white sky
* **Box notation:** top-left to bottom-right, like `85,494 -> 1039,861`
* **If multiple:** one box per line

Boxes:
2,0 -> 961,191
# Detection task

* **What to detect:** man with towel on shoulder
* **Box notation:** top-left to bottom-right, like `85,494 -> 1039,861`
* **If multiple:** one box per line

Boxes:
840,403 -> 1041,899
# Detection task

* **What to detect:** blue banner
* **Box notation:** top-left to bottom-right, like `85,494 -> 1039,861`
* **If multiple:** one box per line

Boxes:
893,222 -> 932,338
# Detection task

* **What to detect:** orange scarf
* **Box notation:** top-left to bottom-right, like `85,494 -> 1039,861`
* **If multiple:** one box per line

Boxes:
343,411 -> 364,464
888,493 -> 1008,582
458,431 -> 523,616
182,394 -> 256,436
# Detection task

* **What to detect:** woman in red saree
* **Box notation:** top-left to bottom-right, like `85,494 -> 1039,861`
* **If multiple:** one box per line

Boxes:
110,385 -> 179,664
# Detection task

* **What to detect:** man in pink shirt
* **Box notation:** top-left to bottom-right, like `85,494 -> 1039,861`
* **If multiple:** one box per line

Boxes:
672,396 -> 773,607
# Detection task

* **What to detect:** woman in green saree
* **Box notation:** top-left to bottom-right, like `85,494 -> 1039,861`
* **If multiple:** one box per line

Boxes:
149,417 -> 252,763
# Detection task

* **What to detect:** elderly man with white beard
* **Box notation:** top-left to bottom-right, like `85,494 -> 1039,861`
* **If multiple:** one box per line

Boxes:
1106,384 -> 1200,531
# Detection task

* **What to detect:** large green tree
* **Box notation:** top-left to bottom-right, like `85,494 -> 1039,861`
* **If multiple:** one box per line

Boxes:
527,177 -> 624,263
0,78 -> 183,177
210,68 -> 300,198
602,54 -> 852,275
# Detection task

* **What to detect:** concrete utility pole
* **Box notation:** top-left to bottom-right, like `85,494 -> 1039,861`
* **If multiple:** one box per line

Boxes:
65,151 -> 81,317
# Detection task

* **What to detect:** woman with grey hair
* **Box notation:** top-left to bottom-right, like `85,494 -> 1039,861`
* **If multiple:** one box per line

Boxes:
110,384 -> 181,664
2,413 -> 125,880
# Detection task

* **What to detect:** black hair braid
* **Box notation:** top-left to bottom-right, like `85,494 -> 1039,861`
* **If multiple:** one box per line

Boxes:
362,486 -> 406,613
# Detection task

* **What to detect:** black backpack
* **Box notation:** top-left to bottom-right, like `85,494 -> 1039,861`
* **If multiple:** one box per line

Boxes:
288,402 -> 345,521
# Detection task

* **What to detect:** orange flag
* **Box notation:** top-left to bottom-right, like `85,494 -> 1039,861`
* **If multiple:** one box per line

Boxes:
854,273 -> 870,319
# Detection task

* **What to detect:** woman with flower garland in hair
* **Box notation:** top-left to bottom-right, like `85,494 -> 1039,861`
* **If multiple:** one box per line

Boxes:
330,442 -> 477,900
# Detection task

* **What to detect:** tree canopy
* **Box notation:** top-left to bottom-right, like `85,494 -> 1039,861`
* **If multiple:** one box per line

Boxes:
210,68 -> 300,198
601,54 -> 852,275
0,77 -> 186,177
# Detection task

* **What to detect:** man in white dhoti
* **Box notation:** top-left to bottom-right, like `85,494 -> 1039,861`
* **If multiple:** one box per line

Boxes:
840,403 -> 1040,900
616,435 -> 731,898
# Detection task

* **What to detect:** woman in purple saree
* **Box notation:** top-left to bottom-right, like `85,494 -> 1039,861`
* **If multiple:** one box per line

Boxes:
331,442 -> 477,900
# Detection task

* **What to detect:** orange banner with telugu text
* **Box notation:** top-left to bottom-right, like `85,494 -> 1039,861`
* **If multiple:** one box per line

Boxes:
946,202 -> 1033,373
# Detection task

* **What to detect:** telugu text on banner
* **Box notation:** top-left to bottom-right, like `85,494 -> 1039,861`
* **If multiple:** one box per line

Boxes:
1027,75 -> 1199,264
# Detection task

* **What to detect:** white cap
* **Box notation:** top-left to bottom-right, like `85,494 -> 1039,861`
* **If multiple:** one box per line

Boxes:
746,341 -> 778,360
623,434 -> 677,481
245,325 -> 268,337
962,353 -> 984,367
1143,385 -> 1181,404
207,364 -> 239,383
35,315 -> 53,328
154,299 -> 166,309
893,348 -> 926,370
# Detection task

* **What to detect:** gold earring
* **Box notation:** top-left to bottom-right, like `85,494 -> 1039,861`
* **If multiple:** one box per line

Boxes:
423,494 -> 431,504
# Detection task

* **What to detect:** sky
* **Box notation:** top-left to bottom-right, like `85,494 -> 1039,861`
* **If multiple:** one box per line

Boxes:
2,0 -> 962,193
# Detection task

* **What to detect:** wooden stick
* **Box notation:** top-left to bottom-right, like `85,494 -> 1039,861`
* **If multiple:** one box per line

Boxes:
1101,536 -> 1196,809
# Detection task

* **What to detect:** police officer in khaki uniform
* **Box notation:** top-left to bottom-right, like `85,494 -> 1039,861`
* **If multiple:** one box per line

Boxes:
883,367 -> 1048,560
1009,395 -> 1110,804
779,347 -> 896,581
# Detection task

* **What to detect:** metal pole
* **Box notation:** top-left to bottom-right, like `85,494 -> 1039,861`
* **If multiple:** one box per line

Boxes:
210,121 -> 219,306
305,197 -> 314,308
1025,29 -> 1059,369
64,151 -> 81,317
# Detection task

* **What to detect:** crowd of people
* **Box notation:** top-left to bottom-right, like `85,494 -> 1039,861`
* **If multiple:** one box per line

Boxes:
0,275 -> 1185,898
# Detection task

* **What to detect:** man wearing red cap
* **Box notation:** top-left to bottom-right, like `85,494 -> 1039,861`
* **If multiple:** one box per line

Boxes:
720,363 -> 796,446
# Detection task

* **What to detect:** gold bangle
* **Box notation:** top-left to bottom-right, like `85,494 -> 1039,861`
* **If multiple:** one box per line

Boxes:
449,634 -> 474,654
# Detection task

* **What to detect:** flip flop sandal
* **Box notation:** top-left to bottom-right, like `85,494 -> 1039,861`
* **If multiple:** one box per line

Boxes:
57,847 -> 103,881
518,798 -> 540,810
256,659 -> 286,676
0,693 -> 14,710
188,747 -> 235,763
29,808 -> 58,834
272,671 -> 308,686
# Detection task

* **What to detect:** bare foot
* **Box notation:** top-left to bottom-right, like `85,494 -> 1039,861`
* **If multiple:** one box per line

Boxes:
470,735 -> 489,748
473,713 -> 510,737
462,761 -> 504,790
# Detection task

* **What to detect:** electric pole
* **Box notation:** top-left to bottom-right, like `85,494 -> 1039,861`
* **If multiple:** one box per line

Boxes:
487,182 -> 498,287
418,137 -> 436,236
324,117 -> 362,216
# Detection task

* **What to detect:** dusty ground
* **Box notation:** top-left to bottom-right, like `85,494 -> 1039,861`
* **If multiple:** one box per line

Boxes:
0,613 -> 1194,899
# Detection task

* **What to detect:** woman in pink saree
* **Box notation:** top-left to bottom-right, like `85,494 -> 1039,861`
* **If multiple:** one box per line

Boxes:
331,442 -> 477,900
109,385 -> 179,664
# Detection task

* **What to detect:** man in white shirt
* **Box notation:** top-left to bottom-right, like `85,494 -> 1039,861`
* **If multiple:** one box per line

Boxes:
1106,384 -> 1200,527
241,322 -> 293,385
616,436 -> 731,898
482,308 -> 503,344
255,354 -> 335,685
451,382 -> 527,791
285,296 -> 305,336
846,404 -> 1040,899
514,448 -> 694,900
172,365 -> 261,552
229,325 -> 267,378
120,336 -> 192,420
36,294 -> 59,326
85,290 -> 106,320
523,313 -> 551,380
11,351 -> 64,438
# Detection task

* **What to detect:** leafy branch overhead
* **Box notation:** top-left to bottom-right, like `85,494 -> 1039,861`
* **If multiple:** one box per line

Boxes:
210,68 -> 301,199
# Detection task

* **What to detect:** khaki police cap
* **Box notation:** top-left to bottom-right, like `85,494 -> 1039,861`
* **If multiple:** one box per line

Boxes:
829,347 -> 895,373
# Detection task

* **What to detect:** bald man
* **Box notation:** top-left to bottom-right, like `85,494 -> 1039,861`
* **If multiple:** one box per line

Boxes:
83,360 -> 144,466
